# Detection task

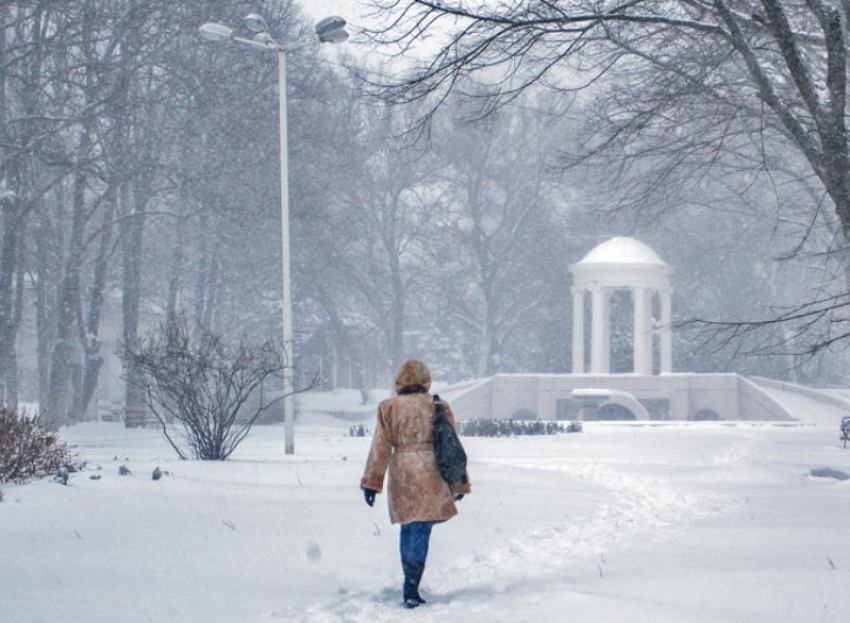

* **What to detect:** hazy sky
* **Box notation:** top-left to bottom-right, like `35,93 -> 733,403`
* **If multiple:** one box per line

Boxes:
299,0 -> 369,27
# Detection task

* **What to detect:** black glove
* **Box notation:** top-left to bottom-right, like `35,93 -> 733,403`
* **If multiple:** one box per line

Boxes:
454,494 -> 464,502
363,488 -> 377,507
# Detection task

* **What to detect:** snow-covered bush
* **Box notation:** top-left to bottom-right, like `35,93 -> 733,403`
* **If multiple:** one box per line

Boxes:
0,408 -> 79,483
565,420 -> 583,433
459,418 -> 582,437
125,317 -> 289,460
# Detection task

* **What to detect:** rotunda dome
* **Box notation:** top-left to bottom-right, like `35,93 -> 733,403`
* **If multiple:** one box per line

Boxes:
576,236 -> 667,267
569,236 -> 671,291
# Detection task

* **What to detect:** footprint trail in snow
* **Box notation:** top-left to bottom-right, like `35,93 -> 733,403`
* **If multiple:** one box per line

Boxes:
273,435 -> 754,622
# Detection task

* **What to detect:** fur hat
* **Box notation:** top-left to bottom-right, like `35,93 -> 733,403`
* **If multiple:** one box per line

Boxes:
394,359 -> 432,393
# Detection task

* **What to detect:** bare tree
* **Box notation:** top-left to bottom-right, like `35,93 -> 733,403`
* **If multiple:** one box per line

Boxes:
0,1 -> 65,407
361,0 -> 850,359
0,0 -> 361,422
331,98 -> 444,378
434,103 -> 565,376
125,315 -> 289,460
365,1 -> 850,232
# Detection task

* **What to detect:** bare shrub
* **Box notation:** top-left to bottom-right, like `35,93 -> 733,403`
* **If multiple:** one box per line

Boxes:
0,408 -> 79,483
125,317 -> 290,460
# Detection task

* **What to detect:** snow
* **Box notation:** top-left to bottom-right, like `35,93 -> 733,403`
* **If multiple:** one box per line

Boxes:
296,388 -> 387,415
571,388 -> 614,397
755,384 -> 849,427
3,390 -> 850,622
577,236 -> 668,266
300,0 -> 365,27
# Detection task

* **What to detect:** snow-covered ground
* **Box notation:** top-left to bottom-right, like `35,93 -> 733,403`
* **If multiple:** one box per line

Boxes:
3,395 -> 850,622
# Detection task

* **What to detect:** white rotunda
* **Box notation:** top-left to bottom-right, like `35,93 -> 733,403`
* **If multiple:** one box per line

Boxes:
569,236 -> 673,375
439,236 -> 804,424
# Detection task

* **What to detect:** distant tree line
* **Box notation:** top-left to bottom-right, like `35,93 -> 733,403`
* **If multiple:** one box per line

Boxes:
363,0 -> 850,375
1,0 -> 845,430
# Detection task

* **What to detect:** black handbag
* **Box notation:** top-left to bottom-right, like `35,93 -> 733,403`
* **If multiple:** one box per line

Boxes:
432,394 -> 467,484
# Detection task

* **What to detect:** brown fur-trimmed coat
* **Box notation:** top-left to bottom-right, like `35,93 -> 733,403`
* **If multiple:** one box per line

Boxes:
361,360 -> 471,524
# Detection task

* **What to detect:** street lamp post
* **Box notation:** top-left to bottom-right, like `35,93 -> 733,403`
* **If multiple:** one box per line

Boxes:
200,14 -> 348,455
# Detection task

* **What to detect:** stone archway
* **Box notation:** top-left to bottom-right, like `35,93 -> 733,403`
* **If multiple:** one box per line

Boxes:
600,394 -> 650,420
571,388 -> 650,420
597,404 -> 637,420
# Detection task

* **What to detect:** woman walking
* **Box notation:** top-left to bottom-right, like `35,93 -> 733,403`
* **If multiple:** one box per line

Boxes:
361,359 -> 471,608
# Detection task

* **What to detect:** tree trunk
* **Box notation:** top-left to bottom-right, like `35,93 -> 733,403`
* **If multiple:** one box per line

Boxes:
45,0 -> 96,424
34,209 -> 55,416
121,180 -> 146,427
194,208 -> 210,327
5,242 -> 26,407
477,287 -> 497,378
46,157 -> 87,424
202,243 -> 221,331
0,181 -> 21,406
166,208 -> 187,333
0,1 -> 9,405
79,186 -> 117,417
387,251 -> 405,383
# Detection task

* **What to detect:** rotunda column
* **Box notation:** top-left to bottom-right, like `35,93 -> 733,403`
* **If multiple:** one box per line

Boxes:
632,286 -> 651,375
660,288 -> 673,373
601,287 -> 611,373
590,286 -> 607,374
647,290 -> 655,374
571,286 -> 585,374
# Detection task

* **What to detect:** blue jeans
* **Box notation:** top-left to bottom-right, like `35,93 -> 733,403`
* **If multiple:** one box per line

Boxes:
399,521 -> 434,564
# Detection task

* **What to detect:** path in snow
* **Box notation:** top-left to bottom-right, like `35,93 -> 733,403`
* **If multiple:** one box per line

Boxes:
273,426 -> 757,622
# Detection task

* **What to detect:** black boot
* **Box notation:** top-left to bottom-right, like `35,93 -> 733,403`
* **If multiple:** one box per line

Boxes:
412,561 -> 427,604
402,561 -> 418,608
402,561 -> 426,608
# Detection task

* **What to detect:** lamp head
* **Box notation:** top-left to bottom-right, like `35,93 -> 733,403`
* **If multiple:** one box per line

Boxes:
244,13 -> 270,34
199,22 -> 233,42
315,16 -> 349,44
253,32 -> 276,47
